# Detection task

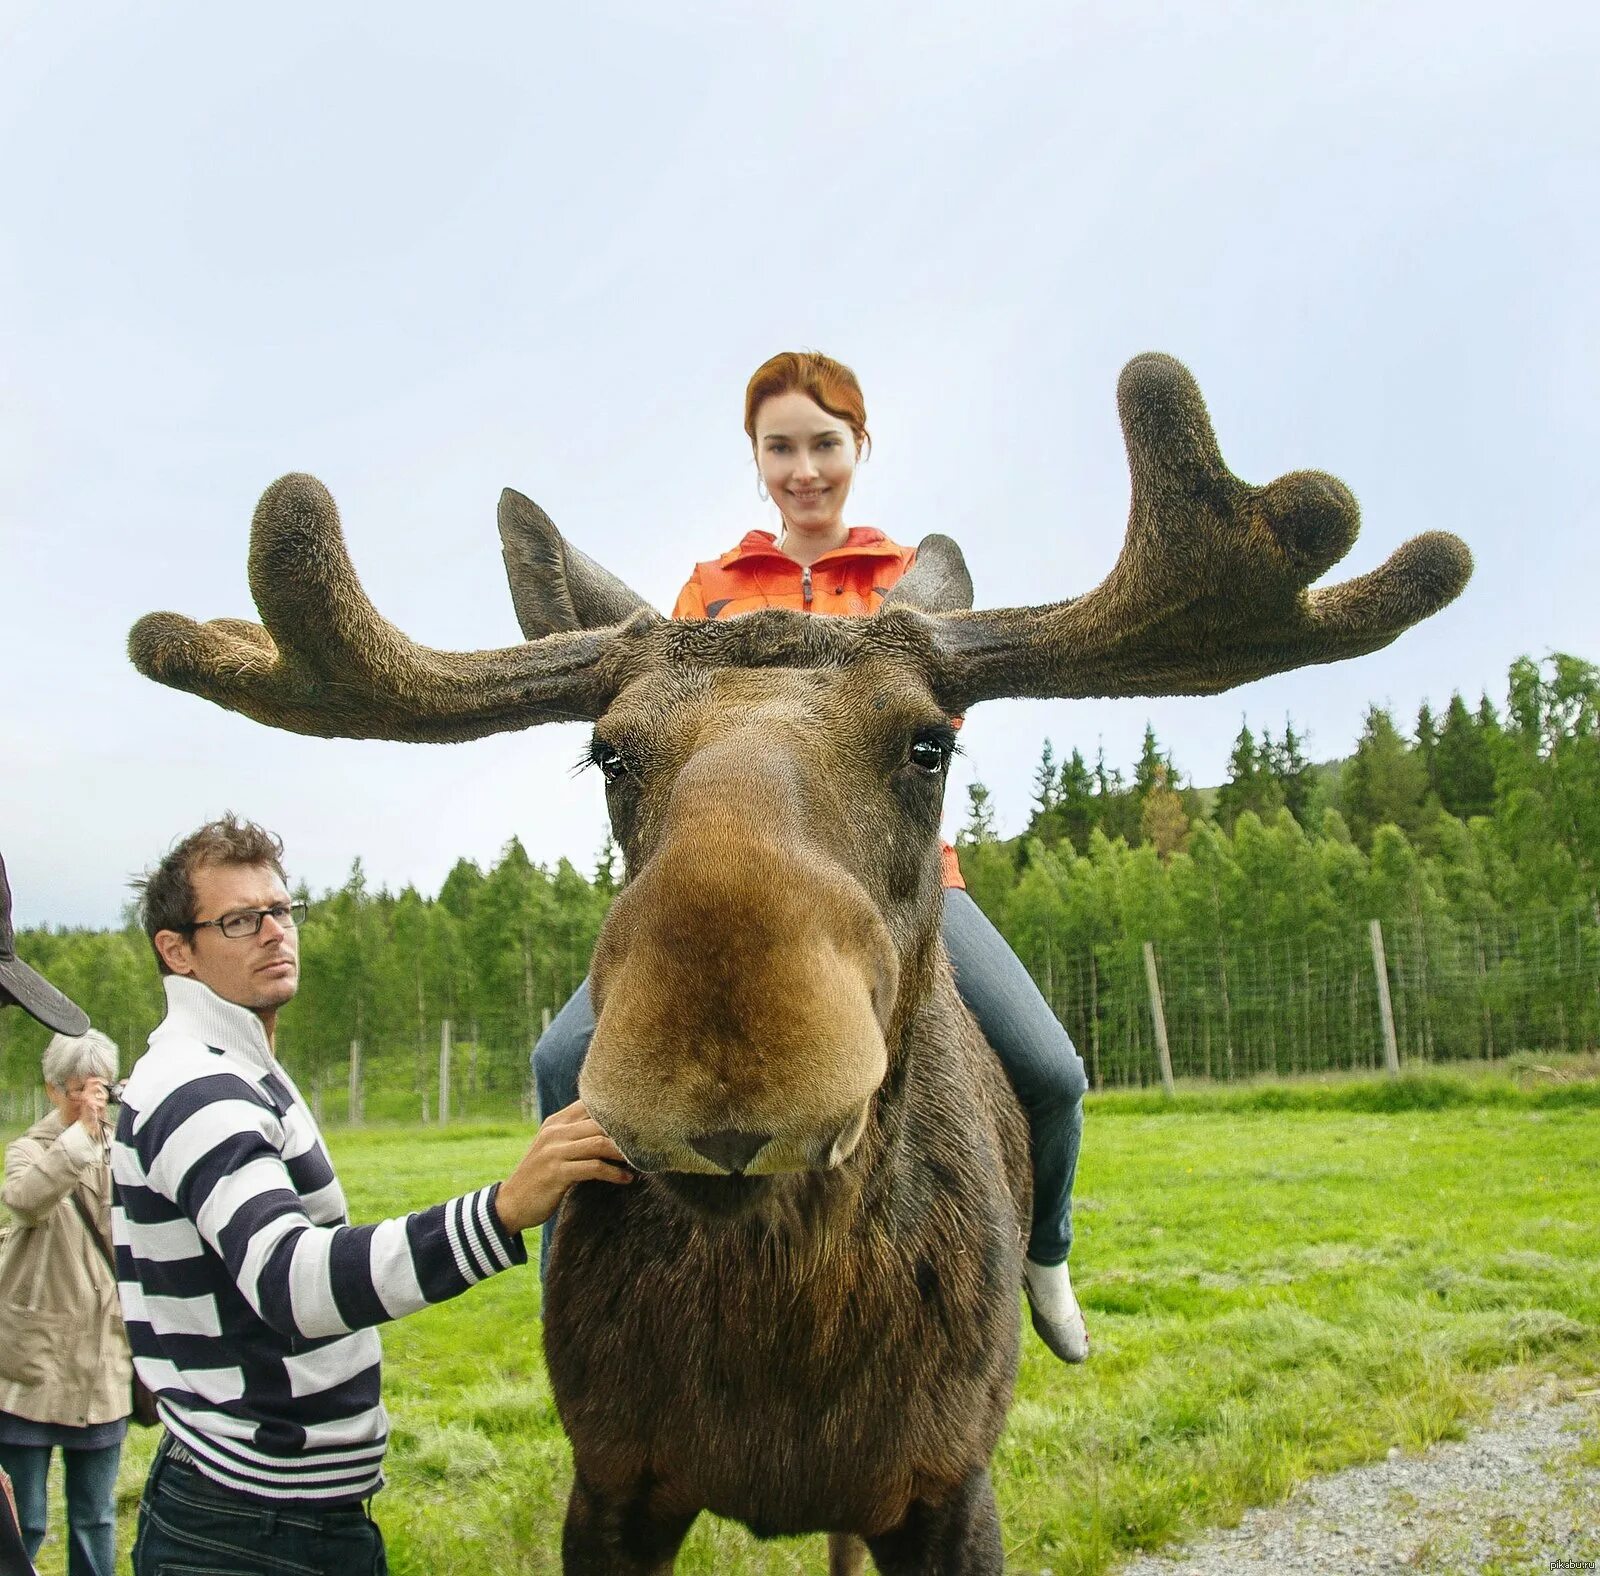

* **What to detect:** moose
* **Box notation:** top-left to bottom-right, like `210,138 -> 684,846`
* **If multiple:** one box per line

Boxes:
130,354 -> 1470,1572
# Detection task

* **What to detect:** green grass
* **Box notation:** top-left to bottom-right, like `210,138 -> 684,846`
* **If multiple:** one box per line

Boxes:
11,1065 -> 1600,1574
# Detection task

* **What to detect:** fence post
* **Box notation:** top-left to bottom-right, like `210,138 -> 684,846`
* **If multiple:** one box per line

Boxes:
438,1019 -> 452,1126
348,1039 -> 363,1127
1142,941 -> 1176,1097
1369,919 -> 1400,1076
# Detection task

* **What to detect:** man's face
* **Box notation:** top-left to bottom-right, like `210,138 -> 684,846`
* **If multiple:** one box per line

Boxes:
157,861 -> 301,1013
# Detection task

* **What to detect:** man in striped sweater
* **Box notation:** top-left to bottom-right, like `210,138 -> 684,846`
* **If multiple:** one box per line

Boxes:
113,816 -> 632,1575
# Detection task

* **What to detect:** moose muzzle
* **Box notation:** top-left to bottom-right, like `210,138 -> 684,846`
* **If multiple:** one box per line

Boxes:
580,804 -> 898,1183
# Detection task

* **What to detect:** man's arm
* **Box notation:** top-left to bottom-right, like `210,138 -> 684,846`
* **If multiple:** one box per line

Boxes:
115,1077 -> 628,1342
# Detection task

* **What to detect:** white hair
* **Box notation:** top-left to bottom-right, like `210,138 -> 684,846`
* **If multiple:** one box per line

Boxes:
42,1028 -> 119,1090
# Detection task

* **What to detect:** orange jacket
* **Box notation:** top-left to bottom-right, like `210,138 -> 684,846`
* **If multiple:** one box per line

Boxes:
672,528 -> 916,621
673,528 -> 965,889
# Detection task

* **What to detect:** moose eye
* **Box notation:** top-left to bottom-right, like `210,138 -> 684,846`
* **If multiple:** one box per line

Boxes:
908,732 -> 952,775
590,739 -> 630,784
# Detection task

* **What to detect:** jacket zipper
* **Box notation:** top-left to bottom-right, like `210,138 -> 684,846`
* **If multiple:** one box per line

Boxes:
801,565 -> 813,607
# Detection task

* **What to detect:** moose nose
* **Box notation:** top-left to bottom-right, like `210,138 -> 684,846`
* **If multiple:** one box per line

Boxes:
689,1129 -> 773,1175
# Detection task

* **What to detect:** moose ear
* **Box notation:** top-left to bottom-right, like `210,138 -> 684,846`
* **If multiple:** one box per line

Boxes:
880,535 -> 974,614
498,488 -> 658,637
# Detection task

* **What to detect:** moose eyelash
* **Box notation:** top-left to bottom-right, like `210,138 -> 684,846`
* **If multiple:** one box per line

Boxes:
574,739 -> 617,779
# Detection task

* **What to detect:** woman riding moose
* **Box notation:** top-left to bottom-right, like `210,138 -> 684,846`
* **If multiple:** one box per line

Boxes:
532,349 -> 1093,1365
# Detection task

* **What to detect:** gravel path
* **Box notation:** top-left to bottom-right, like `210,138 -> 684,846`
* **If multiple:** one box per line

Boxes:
1114,1384 -> 1599,1575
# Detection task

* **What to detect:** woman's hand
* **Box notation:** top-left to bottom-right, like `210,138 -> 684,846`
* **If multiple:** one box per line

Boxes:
76,1077 -> 110,1140
494,1100 -> 634,1235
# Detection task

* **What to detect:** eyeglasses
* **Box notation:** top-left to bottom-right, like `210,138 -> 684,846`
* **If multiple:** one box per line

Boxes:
187,901 -> 308,940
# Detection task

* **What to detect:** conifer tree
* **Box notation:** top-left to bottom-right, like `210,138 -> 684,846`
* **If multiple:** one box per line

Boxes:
1056,748 -> 1096,854
1024,741 -> 1068,847
959,781 -> 999,845
1340,706 -> 1432,849
593,831 -> 620,893
438,858 -> 485,923
1031,740 -> 1060,817
1134,723 -> 1172,797
1090,743 -> 1140,844
1415,701 -> 1439,794
1214,720 -> 1257,833
1273,718 -> 1314,825
1215,720 -> 1284,832
1433,693 -> 1497,821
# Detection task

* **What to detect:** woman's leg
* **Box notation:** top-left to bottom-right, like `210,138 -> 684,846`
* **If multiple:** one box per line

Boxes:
0,1442 -> 50,1560
532,978 -> 598,1283
62,1440 -> 122,1576
942,887 -> 1090,1360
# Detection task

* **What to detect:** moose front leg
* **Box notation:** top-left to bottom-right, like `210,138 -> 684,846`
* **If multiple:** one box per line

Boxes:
863,1466 -> 1003,1575
561,1471 -> 697,1575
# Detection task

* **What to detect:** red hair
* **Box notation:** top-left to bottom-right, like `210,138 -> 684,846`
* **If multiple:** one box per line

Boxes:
744,351 -> 871,458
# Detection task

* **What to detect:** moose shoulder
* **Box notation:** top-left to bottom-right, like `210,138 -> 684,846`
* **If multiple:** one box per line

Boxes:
129,354 -> 1471,1574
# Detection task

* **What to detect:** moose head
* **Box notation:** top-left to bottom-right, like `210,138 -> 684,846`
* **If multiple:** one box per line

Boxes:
130,354 -> 1470,1217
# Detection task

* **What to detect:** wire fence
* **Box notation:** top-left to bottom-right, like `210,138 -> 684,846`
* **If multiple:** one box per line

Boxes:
1033,907 -> 1600,1089
3,909 -> 1596,1126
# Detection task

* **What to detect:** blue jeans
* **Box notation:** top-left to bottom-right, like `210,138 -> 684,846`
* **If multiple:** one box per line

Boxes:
0,1439 -> 121,1576
533,887 -> 1087,1271
132,1438 -> 387,1576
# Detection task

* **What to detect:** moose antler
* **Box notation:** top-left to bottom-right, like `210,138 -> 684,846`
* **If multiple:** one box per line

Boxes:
128,474 -> 647,741
928,354 -> 1471,711
128,357 -> 1470,743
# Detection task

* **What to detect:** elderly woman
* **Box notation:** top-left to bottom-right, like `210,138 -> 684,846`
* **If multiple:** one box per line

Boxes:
0,1029 -> 131,1576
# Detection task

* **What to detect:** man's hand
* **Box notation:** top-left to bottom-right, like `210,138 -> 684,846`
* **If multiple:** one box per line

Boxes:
494,1100 -> 633,1235
77,1077 -> 110,1140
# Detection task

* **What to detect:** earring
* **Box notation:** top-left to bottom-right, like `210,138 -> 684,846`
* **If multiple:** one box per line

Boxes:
756,475 -> 769,502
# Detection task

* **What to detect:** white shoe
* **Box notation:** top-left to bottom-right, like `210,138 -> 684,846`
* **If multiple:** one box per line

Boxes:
1023,1256 -> 1089,1363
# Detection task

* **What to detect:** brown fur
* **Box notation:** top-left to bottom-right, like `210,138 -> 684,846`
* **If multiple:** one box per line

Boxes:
535,662 -> 1032,1571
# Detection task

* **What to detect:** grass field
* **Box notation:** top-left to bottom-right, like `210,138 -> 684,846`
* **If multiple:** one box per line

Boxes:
13,1059 -> 1600,1574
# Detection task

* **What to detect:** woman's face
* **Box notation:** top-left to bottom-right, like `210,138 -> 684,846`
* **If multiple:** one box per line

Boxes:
46,1075 -> 97,1124
753,391 -> 860,539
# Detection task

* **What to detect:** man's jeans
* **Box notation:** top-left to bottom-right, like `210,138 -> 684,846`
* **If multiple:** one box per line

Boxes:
132,1438 -> 387,1576
0,1440 -> 120,1576
533,887 -> 1088,1273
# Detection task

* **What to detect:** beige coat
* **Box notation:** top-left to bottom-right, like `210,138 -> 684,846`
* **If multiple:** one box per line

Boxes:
0,1109 -> 131,1426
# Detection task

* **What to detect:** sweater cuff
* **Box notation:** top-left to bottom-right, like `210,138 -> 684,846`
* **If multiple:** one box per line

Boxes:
56,1120 -> 101,1170
457,1185 -> 529,1282
482,1183 -> 529,1267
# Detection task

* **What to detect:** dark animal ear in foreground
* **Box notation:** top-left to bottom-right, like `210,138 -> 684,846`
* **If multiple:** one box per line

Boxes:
881,535 -> 975,614
499,488 -> 659,638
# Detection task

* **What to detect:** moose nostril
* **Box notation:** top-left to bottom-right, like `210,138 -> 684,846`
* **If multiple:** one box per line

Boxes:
689,1129 -> 773,1175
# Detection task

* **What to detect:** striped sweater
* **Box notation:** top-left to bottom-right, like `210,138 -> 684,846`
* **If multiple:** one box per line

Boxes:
111,976 -> 526,1501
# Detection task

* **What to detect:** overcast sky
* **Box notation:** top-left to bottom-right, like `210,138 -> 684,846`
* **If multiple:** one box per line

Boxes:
2,2 -> 1595,929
